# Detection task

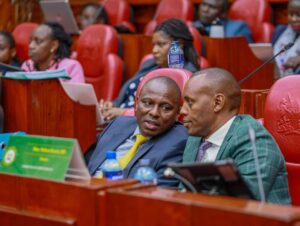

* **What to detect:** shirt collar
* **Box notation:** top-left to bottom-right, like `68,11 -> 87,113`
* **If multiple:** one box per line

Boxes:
207,116 -> 236,147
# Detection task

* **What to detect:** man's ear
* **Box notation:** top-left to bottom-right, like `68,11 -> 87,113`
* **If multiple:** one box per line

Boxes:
213,93 -> 225,112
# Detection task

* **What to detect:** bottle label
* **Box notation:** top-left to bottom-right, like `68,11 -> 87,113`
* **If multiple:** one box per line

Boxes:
103,170 -> 124,180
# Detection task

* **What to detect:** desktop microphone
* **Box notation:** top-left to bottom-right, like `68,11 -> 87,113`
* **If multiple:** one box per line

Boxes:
238,35 -> 298,85
164,167 -> 197,193
248,126 -> 266,203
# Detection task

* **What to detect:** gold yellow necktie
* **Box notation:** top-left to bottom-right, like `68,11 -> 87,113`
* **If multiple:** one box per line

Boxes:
119,134 -> 148,169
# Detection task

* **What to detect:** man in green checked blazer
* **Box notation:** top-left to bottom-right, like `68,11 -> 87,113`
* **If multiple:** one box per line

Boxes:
180,68 -> 291,204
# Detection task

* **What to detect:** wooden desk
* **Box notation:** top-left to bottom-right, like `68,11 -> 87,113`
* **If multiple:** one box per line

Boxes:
0,173 -> 137,226
104,185 -> 300,226
2,78 -> 96,153
205,37 -> 274,89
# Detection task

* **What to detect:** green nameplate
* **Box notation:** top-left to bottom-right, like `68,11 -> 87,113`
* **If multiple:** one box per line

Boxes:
0,135 -> 90,181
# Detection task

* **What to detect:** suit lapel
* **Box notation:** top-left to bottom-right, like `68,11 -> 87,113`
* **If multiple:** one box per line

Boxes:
182,136 -> 202,163
88,120 -> 137,174
216,116 -> 240,160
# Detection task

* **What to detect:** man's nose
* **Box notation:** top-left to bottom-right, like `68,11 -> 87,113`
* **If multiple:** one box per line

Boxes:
180,102 -> 188,115
149,105 -> 159,117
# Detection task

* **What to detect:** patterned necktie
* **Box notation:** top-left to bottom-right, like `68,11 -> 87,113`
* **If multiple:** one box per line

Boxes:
196,140 -> 212,162
119,134 -> 148,169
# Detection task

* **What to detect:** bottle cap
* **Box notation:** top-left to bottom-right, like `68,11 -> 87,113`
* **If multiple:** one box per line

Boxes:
106,150 -> 116,159
139,159 -> 150,166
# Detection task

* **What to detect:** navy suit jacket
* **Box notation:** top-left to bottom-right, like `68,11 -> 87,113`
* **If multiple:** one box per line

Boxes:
193,18 -> 253,43
86,116 -> 188,187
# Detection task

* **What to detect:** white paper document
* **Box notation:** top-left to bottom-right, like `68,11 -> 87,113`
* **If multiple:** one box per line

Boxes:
61,82 -> 104,125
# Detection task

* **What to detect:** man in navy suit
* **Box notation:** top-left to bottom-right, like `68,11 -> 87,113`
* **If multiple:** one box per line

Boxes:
193,0 -> 253,43
85,76 -> 188,187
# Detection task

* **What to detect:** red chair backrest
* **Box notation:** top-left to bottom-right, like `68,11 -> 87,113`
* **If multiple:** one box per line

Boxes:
12,22 -> 38,63
228,0 -> 273,42
77,24 -> 118,78
187,22 -> 202,55
144,0 -> 193,35
101,0 -> 130,25
264,75 -> 300,163
286,162 -> 300,206
76,24 -> 123,100
122,68 -> 192,117
136,68 -> 192,100
100,0 -> 136,32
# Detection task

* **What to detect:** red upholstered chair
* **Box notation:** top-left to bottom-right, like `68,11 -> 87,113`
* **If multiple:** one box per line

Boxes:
263,75 -> 300,206
101,0 -> 136,33
228,0 -> 274,42
286,163 -> 300,206
76,24 -> 124,101
144,0 -> 193,35
122,68 -> 192,116
12,22 -> 38,63
264,75 -> 300,163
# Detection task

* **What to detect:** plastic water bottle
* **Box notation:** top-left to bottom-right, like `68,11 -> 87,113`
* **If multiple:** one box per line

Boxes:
133,159 -> 158,184
101,150 -> 124,180
210,18 -> 224,38
168,41 -> 184,68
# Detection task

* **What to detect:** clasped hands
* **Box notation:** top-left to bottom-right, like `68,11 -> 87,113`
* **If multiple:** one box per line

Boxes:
99,99 -> 126,122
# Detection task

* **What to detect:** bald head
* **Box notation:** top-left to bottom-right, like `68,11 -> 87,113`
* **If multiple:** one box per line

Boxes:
139,76 -> 182,106
181,68 -> 241,138
192,68 -> 241,112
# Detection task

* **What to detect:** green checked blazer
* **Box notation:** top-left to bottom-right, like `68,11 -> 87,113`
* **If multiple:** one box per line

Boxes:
183,115 -> 291,205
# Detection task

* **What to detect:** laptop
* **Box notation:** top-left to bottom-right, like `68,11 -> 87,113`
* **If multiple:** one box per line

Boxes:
39,0 -> 80,35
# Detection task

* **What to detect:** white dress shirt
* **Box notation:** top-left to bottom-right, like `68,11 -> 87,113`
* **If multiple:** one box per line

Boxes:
201,116 -> 236,163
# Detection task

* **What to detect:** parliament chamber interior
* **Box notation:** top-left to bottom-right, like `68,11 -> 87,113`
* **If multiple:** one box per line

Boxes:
1,0 -> 300,225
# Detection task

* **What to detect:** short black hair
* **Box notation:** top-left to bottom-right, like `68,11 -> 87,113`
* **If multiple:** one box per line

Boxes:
42,22 -> 72,60
0,31 -> 16,49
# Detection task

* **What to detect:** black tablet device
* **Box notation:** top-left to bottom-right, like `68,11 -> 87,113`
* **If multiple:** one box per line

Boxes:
168,159 -> 254,199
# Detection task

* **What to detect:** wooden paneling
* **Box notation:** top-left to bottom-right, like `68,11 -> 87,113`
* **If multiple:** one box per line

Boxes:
205,37 -> 274,89
2,78 -> 96,153
0,173 -> 137,226
104,185 -> 300,226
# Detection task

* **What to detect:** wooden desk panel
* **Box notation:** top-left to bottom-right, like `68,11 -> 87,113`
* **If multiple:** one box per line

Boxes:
205,37 -> 274,89
2,79 -> 96,153
105,185 -> 300,226
0,173 -> 137,226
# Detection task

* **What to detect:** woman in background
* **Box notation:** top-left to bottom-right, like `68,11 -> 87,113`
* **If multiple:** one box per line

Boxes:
22,22 -> 85,83
101,18 -> 200,121
0,31 -> 20,71
272,0 -> 300,77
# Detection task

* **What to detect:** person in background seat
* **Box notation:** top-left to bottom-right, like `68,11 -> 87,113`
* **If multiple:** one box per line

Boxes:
193,0 -> 253,43
21,22 -> 85,83
272,0 -> 300,77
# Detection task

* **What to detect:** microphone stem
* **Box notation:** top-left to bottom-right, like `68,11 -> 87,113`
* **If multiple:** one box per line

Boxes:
0,62 -> 23,72
238,47 -> 286,85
